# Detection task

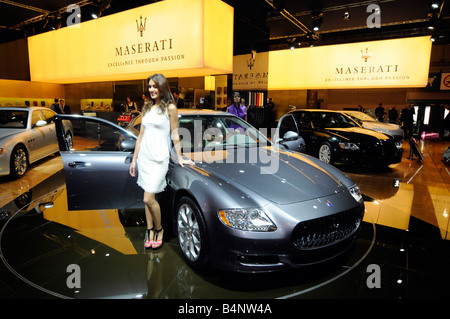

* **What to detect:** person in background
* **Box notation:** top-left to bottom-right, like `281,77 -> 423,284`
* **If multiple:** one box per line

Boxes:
141,92 -> 148,109
59,99 -> 71,114
388,105 -> 398,124
51,98 -> 63,114
401,103 -> 415,139
227,91 -> 247,121
173,91 -> 184,108
265,98 -> 275,129
129,73 -> 194,250
375,103 -> 385,122
125,96 -> 139,114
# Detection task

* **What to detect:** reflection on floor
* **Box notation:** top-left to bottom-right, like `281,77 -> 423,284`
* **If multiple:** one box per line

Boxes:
0,139 -> 449,299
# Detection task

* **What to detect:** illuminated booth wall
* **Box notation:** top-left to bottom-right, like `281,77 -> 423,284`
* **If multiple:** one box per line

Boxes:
267,36 -> 432,90
28,0 -> 233,83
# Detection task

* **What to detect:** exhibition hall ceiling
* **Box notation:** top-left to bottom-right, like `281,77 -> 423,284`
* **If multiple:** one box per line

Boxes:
0,0 -> 449,54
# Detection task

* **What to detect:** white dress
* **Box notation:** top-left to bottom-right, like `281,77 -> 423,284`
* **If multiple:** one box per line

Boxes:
137,106 -> 171,193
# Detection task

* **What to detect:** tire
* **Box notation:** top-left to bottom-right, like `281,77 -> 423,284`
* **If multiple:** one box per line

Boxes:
10,145 -> 28,178
176,196 -> 209,270
318,143 -> 333,164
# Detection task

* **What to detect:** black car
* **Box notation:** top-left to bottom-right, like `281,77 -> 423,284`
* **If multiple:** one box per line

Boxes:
276,109 -> 403,166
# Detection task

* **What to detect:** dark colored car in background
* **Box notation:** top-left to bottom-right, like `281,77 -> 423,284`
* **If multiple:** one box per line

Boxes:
53,110 -> 364,273
277,109 -> 403,166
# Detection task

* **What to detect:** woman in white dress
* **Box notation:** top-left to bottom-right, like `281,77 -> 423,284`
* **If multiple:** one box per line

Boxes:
129,73 -> 194,249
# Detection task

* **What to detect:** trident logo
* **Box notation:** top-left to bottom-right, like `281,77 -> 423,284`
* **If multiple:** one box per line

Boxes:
136,15 -> 147,37
361,48 -> 371,62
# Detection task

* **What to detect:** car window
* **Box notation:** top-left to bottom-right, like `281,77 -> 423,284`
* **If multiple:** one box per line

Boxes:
312,112 -> 359,128
177,115 -> 268,152
278,114 -> 298,138
31,110 -> 46,126
41,109 -> 56,124
293,112 -> 311,128
0,110 -> 28,128
64,117 -> 129,152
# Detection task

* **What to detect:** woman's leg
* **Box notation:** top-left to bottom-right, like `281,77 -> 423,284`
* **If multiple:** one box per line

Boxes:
143,192 -> 164,248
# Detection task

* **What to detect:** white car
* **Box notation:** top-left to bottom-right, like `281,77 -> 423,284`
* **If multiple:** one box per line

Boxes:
0,106 -> 73,178
343,110 -> 404,149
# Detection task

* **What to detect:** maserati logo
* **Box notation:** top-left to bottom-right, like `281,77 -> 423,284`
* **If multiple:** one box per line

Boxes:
136,15 -> 147,37
361,48 -> 371,62
247,51 -> 256,70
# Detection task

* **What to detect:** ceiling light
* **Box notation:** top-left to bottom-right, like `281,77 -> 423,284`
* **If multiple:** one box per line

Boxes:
343,10 -> 350,20
311,12 -> 323,32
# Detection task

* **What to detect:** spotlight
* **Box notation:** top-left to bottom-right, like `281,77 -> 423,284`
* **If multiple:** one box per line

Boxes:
430,31 -> 439,42
91,7 -> 102,19
311,12 -> 323,32
343,10 -> 350,20
430,2 -> 441,10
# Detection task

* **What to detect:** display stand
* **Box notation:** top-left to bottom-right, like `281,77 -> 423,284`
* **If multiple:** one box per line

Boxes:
407,137 -> 424,161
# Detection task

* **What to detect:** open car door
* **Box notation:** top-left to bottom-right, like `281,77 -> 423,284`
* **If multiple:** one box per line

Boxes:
54,115 -> 143,210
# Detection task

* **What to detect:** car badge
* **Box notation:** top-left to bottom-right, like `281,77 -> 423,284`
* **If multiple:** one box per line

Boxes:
326,200 -> 333,207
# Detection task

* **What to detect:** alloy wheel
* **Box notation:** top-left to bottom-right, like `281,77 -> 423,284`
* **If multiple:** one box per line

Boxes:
13,147 -> 28,176
177,203 -> 202,262
319,144 -> 332,164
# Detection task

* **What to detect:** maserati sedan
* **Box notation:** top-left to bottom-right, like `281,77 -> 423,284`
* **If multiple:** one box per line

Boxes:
277,109 -> 403,167
0,106 -> 73,178
53,110 -> 364,272
342,110 -> 404,147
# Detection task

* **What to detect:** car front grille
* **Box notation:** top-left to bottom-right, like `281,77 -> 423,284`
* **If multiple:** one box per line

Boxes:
293,206 -> 363,250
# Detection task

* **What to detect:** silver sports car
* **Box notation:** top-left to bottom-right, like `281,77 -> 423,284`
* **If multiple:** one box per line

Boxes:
342,110 -> 404,148
0,106 -> 73,178
53,110 -> 364,272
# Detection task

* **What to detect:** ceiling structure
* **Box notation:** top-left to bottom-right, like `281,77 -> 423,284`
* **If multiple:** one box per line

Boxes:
0,0 -> 448,55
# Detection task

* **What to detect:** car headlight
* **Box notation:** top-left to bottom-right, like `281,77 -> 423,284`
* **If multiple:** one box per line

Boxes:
218,208 -> 277,232
339,142 -> 359,150
395,141 -> 402,149
349,185 -> 363,203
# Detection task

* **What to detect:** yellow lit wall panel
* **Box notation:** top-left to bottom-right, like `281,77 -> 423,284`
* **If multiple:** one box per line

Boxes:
268,36 -> 432,89
28,0 -> 233,83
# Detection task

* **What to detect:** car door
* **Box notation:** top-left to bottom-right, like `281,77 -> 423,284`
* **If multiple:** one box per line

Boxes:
292,111 -> 318,154
40,109 -> 60,155
28,109 -> 54,162
276,113 -> 304,152
54,115 -> 143,210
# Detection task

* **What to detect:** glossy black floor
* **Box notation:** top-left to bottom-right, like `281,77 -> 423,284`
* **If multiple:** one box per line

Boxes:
0,140 -> 449,300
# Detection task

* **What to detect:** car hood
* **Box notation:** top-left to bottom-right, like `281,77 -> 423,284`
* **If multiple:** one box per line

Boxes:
196,148 -> 346,205
325,126 -> 390,141
362,122 -> 403,136
0,129 -> 24,139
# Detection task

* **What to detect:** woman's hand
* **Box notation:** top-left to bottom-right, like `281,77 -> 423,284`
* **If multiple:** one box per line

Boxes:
178,157 -> 195,167
129,160 -> 137,177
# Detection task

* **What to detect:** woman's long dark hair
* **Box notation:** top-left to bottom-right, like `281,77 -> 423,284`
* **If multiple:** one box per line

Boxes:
142,73 -> 175,115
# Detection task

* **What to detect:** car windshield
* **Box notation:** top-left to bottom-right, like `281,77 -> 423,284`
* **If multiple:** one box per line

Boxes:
346,111 -> 377,122
0,110 -> 28,128
177,115 -> 271,152
311,112 -> 359,129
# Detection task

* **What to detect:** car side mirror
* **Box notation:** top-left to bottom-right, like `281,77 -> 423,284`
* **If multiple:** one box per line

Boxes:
282,131 -> 299,141
34,120 -> 47,127
121,138 -> 136,152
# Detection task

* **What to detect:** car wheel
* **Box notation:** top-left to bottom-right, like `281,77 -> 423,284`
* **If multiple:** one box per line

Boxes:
318,143 -> 333,164
176,196 -> 209,270
10,145 -> 28,178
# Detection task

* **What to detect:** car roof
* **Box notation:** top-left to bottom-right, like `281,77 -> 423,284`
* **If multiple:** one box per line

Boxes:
178,109 -> 227,116
0,106 -> 48,111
